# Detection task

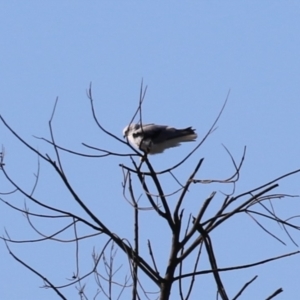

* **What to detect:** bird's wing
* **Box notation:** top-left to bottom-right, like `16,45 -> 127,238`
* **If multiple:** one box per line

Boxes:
133,124 -> 196,142
129,124 -> 197,154
132,124 -> 167,141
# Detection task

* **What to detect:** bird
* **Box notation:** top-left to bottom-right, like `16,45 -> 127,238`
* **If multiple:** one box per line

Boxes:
123,123 -> 197,154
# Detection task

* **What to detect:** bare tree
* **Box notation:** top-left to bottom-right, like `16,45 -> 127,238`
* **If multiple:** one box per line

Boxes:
0,83 -> 300,300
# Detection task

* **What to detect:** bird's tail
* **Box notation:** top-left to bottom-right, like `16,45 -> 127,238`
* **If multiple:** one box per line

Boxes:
169,127 -> 197,142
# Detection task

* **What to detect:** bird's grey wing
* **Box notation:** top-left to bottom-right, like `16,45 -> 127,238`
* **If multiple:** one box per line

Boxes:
133,124 -> 196,143
131,124 -> 197,154
132,124 -> 168,141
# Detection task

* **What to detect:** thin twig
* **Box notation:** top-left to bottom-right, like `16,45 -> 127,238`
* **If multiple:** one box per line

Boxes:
232,275 -> 258,300
4,241 -> 67,299
265,288 -> 283,300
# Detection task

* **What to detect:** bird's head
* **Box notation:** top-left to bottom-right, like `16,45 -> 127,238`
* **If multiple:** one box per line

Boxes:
122,123 -> 139,138
123,124 -> 134,138
122,125 -> 129,138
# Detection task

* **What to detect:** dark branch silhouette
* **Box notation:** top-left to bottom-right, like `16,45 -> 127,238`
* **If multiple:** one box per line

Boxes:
0,83 -> 299,299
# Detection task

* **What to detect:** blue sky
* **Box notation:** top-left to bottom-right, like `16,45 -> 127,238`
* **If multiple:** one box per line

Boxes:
1,2 -> 300,299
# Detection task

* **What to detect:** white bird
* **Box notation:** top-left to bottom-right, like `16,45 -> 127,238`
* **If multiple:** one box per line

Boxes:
123,123 -> 197,154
